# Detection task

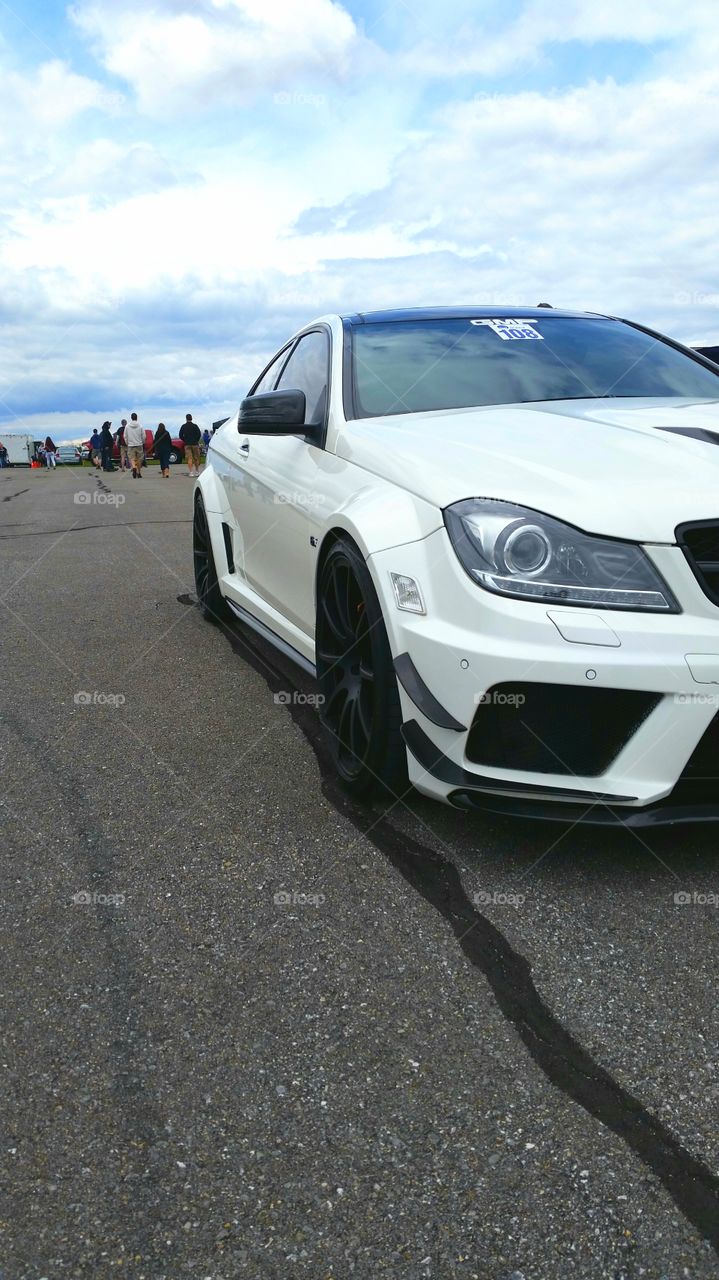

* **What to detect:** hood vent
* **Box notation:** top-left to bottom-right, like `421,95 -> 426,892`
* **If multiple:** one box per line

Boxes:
658,426 -> 719,446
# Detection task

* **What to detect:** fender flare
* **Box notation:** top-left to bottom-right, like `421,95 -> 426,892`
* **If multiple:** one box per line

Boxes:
314,488 -> 441,614
317,484 -> 441,563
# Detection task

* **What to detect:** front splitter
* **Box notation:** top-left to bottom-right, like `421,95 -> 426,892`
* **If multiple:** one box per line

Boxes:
449,790 -> 719,827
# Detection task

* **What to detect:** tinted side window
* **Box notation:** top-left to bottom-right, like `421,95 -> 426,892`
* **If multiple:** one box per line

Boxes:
251,344 -> 294,396
276,330 -> 329,425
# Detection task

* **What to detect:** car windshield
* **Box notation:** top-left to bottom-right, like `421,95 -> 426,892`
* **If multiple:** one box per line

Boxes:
349,316 -> 719,417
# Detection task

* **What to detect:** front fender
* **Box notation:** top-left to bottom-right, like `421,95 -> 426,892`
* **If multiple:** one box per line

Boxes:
321,483 -> 441,561
196,463 -> 231,517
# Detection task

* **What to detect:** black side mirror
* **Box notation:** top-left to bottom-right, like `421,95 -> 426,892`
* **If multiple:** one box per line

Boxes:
239,389 -> 306,435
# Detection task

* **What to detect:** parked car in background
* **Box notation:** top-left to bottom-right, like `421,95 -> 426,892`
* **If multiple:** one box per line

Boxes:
694,345 -> 719,365
81,428 -> 184,465
195,304 -> 719,826
56,444 -> 82,464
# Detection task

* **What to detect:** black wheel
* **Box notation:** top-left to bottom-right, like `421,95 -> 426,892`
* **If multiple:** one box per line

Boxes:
168,450 -> 179,465
316,537 -> 407,799
193,496 -> 229,623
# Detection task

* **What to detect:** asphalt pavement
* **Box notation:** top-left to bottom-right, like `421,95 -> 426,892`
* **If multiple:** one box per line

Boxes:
1,462 -> 718,1279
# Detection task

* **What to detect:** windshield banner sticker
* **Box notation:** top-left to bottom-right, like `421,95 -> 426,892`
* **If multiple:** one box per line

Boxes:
471,319 -> 544,340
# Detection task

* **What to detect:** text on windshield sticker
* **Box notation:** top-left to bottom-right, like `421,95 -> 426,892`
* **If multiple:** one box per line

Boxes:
471,319 -> 544,340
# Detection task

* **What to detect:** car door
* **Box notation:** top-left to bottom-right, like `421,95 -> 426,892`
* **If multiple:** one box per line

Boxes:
223,340 -> 294,585
232,328 -> 330,635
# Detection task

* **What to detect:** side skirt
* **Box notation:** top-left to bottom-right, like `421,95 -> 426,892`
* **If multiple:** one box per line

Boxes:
225,597 -> 317,678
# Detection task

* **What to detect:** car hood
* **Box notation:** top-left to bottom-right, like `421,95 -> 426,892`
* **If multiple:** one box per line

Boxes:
335,398 -> 719,542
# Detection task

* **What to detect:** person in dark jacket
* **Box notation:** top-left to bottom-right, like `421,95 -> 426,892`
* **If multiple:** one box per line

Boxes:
89,428 -> 102,468
100,421 -> 115,471
154,423 -> 172,478
179,413 -> 202,478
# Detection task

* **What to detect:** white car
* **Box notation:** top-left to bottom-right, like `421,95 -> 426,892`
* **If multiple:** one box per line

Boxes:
194,306 -> 719,825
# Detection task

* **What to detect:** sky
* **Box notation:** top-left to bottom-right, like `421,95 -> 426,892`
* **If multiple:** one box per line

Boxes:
0,0 -> 718,442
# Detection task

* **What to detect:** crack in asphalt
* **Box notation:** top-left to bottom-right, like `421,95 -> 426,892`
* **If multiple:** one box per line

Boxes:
209,603 -> 719,1254
0,520 -> 192,539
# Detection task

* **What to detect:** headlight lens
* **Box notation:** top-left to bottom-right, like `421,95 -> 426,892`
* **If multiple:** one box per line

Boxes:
444,499 -> 680,612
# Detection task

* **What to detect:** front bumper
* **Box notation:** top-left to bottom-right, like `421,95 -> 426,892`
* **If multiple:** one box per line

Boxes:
369,529 -> 719,821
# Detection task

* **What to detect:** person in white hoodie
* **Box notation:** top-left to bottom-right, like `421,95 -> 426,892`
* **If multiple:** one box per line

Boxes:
125,412 -> 145,478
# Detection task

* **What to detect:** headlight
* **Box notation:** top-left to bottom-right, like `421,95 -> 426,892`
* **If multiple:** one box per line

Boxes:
444,499 -> 680,612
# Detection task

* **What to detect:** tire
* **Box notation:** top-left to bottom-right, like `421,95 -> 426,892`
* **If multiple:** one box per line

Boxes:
193,495 -> 229,623
316,536 -> 407,799
168,450 -> 180,465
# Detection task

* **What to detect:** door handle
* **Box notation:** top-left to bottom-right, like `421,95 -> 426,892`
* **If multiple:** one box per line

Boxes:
239,438 -> 250,457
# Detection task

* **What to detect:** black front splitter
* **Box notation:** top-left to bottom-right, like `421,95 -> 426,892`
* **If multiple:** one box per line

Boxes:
449,790 -> 719,828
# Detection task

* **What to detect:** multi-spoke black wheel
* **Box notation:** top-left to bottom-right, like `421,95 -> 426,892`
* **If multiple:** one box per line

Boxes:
193,495 -> 229,623
316,537 -> 406,798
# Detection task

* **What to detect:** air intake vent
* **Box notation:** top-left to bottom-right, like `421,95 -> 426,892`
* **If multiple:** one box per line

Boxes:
221,522 -> 235,574
664,712 -> 719,805
466,683 -> 661,776
677,520 -> 719,606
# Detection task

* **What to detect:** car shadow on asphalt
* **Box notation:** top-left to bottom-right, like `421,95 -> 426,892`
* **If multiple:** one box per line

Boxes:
211,605 -> 717,892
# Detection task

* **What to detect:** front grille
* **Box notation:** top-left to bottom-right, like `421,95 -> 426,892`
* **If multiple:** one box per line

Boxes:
466,682 -> 661,776
677,520 -> 719,605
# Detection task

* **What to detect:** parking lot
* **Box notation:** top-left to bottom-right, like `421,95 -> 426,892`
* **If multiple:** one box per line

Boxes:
1,464 -> 718,1278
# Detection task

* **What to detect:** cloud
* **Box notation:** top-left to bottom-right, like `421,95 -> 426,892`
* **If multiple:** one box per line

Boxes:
37,139 -> 199,202
1,0 -> 718,444
292,67 -> 719,336
401,0 -> 719,77
0,157 -> 424,298
0,270 -> 318,432
14,58 -> 120,127
0,55 -> 130,219
3,53 -> 719,438
71,0 -> 362,114
0,58 -> 121,138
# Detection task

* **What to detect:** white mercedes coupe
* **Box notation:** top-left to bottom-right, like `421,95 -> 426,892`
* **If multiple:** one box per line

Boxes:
194,307 -> 719,825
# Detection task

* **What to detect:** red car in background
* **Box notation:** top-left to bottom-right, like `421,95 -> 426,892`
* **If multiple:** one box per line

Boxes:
81,428 -> 185,465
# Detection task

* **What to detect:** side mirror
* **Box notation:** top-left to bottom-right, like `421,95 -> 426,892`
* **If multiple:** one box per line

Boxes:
238,389 -> 306,435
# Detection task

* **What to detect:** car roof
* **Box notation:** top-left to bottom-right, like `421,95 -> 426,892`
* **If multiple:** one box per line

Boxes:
342,305 -> 606,324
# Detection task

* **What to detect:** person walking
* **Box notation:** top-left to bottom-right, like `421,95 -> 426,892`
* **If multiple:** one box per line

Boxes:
0,442 -> 8,468
202,428 -> 211,455
89,428 -> 102,469
100,421 -> 115,472
117,420 -> 130,471
44,436 -> 58,468
154,423 -> 172,478
179,413 -> 202,478
125,413 -> 145,479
